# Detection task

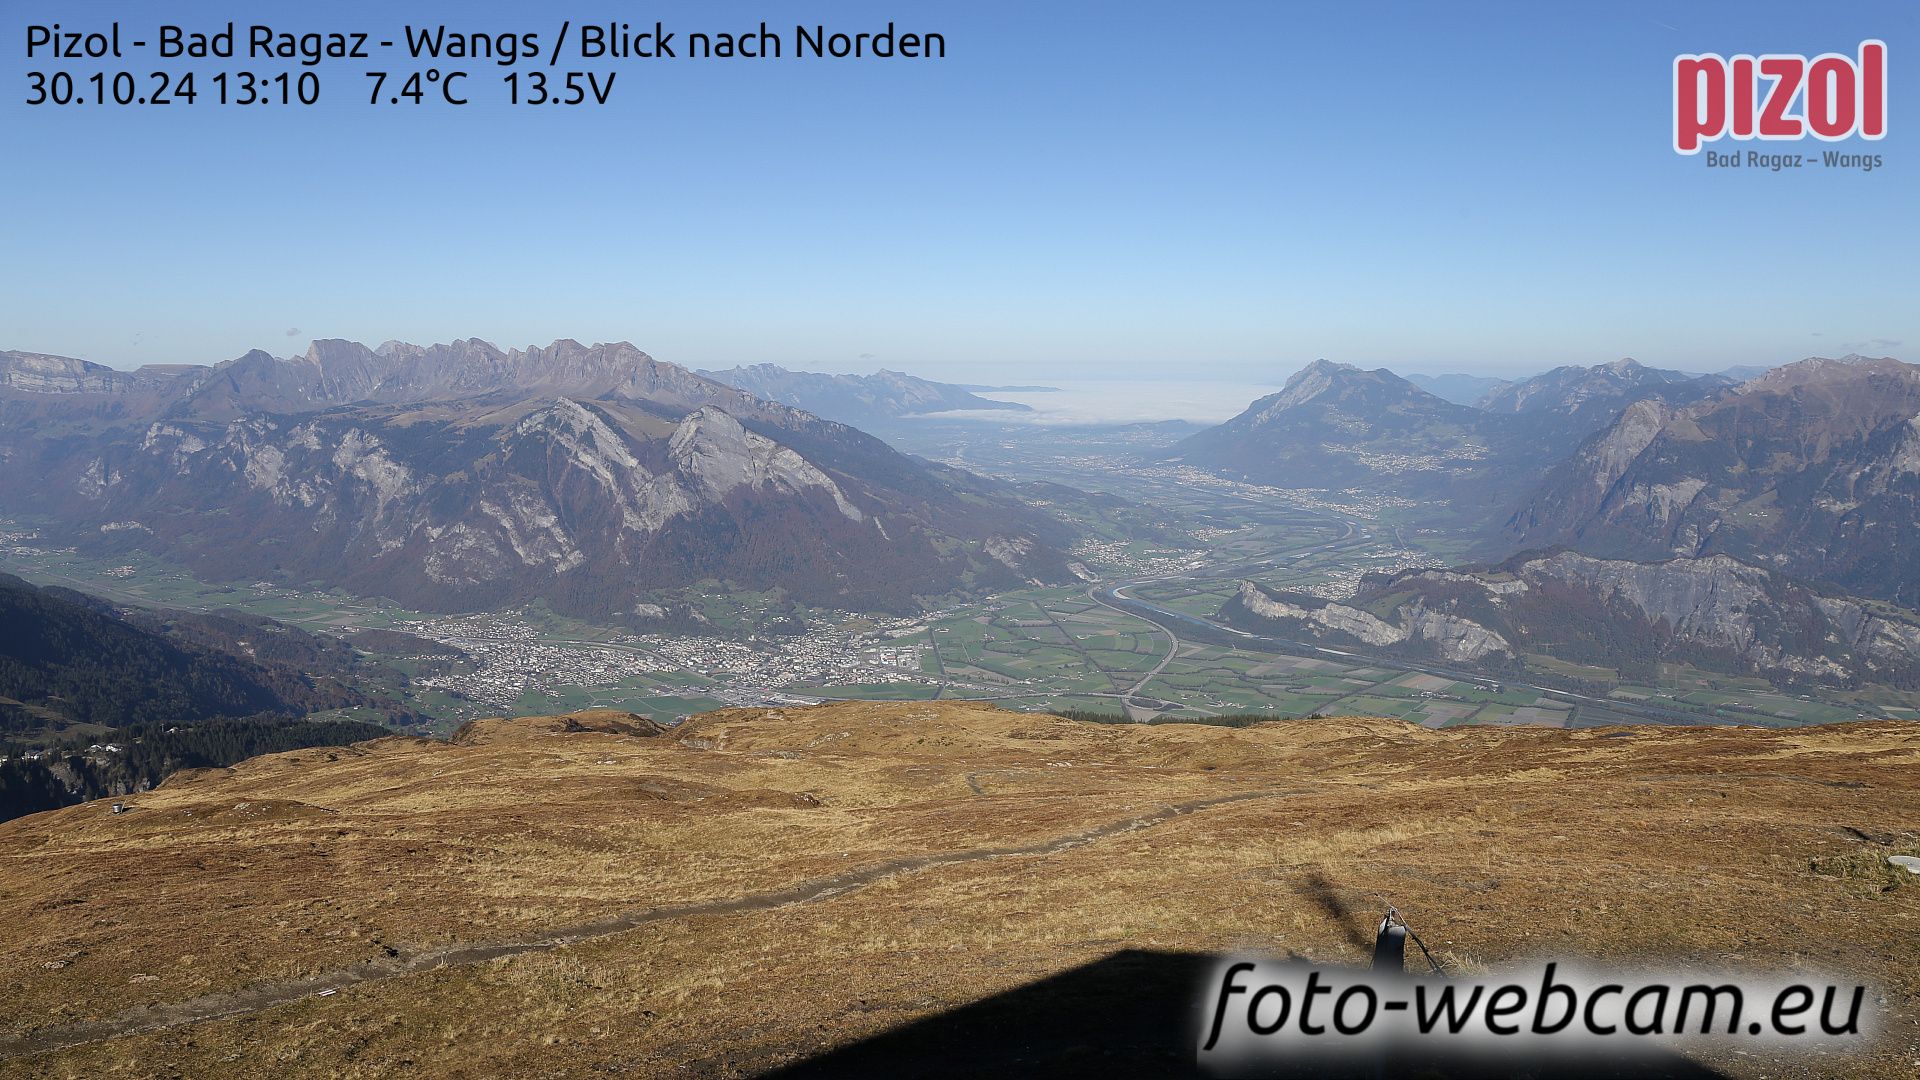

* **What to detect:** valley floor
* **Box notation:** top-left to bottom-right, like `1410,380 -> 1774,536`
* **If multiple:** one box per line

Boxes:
10,445 -> 1909,736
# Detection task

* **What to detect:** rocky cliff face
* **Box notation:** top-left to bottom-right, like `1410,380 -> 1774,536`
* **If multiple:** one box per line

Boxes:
0,352 -> 210,431
1,352 -> 170,395
665,406 -> 864,522
1230,580 -> 1514,664
1227,549 -> 1920,687
61,397 -> 1073,614
0,341 -> 1077,616
1507,356 -> 1920,606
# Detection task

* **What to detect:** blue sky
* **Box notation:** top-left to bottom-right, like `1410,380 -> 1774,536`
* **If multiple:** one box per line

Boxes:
2,0 -> 1912,380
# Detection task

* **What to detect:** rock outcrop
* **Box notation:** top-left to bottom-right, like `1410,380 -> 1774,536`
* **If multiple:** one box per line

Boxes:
1225,549 -> 1920,687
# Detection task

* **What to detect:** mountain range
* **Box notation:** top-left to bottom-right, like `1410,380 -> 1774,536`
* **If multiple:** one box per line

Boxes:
1507,355 -> 1920,606
1474,358 -> 1732,433
0,341 -> 1077,616
1174,354 -> 1920,682
697,363 -> 1030,427
1158,357 -> 1725,513
1405,363 -> 1757,409
11,340 -> 1920,694
1165,358 -> 1743,494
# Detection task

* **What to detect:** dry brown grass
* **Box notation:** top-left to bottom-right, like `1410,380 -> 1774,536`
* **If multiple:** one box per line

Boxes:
0,702 -> 1914,1077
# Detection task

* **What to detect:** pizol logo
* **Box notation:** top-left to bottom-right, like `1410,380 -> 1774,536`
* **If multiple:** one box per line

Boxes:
1673,41 -> 1887,154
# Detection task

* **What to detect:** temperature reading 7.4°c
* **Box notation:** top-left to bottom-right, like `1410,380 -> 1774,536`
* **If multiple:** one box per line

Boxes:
366,69 -> 467,105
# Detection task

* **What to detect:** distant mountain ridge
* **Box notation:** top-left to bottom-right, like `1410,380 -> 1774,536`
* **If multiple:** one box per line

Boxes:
1160,360 -> 1523,501
2,339 -> 958,427
1166,358 -> 1749,503
0,340 -> 1078,616
698,364 -> 1031,427
0,352 -> 187,395
1167,353 -> 1920,687
1405,372 -> 1511,405
1476,358 -> 1731,431
178,338 -> 832,423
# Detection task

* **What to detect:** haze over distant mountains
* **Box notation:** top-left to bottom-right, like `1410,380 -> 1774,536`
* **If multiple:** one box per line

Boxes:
1163,360 -> 1506,495
1156,357 -> 1735,512
0,341 -> 1079,617
1164,356 -> 1823,498
1408,362 -> 1764,407
697,363 -> 1030,428
1474,358 -> 1731,427
1403,372 -> 1509,405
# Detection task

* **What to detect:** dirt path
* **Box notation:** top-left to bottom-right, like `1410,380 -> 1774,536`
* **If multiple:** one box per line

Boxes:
0,788 -> 1291,1061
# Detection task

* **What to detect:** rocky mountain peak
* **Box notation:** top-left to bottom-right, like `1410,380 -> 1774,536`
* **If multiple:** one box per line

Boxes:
515,397 -> 625,443
303,338 -> 373,367
668,404 -> 746,450
668,405 -> 862,521
1262,359 -> 1365,411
